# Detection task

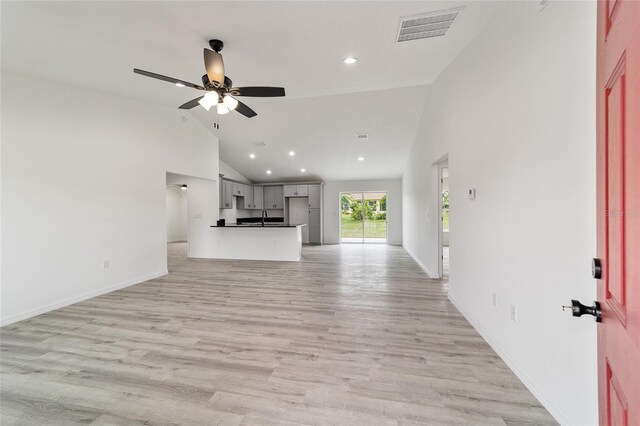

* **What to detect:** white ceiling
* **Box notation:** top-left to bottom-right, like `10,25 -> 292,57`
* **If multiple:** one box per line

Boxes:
1,1 -> 500,182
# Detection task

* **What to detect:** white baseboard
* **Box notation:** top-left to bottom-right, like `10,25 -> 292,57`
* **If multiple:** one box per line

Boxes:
448,294 -> 572,426
0,270 -> 168,327
404,246 -> 439,278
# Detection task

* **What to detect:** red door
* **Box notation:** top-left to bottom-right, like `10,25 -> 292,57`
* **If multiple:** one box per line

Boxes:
596,0 -> 640,424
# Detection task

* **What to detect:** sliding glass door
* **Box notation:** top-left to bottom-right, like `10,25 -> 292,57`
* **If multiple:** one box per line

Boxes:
340,192 -> 387,244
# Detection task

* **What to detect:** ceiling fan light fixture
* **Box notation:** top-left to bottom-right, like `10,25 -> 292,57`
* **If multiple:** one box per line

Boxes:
217,102 -> 230,115
198,98 -> 212,111
222,95 -> 238,111
198,91 -> 218,111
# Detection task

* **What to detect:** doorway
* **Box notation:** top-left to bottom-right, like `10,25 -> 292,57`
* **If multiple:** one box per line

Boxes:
438,162 -> 449,278
166,184 -> 188,243
340,191 -> 387,244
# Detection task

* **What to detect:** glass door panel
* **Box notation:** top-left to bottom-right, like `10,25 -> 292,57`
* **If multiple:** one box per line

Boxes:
340,192 -> 363,243
363,192 -> 387,243
340,192 -> 387,244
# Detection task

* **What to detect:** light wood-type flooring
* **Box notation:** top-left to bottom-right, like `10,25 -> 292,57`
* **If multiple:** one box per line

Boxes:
1,243 -> 556,425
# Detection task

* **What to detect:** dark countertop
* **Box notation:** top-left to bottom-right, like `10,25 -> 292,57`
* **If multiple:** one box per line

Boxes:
237,217 -> 284,224
211,223 -> 305,228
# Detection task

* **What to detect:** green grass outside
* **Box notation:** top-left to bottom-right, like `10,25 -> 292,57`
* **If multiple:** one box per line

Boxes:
340,214 -> 387,239
443,210 -> 449,231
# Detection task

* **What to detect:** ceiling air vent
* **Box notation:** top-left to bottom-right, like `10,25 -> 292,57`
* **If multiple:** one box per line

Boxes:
396,7 -> 464,43
356,134 -> 369,140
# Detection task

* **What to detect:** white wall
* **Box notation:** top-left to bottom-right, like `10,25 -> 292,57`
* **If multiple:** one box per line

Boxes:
402,3 -> 597,425
220,159 -> 252,184
1,73 -> 220,326
166,186 -> 188,242
324,179 -> 402,245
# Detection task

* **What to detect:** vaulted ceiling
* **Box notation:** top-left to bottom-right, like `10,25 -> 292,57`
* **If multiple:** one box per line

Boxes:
1,1 -> 500,182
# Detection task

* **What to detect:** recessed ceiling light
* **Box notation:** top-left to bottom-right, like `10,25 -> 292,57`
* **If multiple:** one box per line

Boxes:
358,157 -> 365,161
289,151 -> 295,157
301,168 -> 306,173
249,153 -> 256,159
266,170 -> 272,175
175,83 -> 185,87
343,57 -> 358,64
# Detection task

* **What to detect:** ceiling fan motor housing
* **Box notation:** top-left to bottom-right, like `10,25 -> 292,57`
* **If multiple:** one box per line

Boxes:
209,39 -> 224,52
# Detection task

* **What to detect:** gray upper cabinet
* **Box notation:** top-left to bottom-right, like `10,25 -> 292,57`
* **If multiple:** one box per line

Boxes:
233,183 -> 247,197
242,186 -> 254,210
253,186 -> 263,210
284,184 -> 309,197
273,186 -> 284,208
265,186 -> 284,209
221,180 -> 233,209
283,185 -> 296,197
308,184 -> 321,208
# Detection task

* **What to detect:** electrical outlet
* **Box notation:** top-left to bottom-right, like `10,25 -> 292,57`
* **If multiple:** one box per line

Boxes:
102,260 -> 110,270
510,304 -> 517,322
492,292 -> 497,307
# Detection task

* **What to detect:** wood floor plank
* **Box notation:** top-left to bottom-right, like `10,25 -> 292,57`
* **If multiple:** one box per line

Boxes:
1,243 -> 556,425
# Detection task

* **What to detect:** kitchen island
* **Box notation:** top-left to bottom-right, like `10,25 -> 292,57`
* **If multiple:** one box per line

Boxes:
209,223 -> 306,261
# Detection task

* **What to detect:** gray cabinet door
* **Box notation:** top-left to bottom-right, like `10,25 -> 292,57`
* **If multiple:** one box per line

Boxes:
233,183 -> 247,197
243,186 -> 254,210
222,181 -> 233,209
283,185 -> 297,197
253,186 -> 263,210
273,186 -> 284,208
309,208 -> 321,226
309,208 -> 321,244
309,225 -> 321,244
308,184 -> 321,208
297,185 -> 309,196
263,186 -> 275,208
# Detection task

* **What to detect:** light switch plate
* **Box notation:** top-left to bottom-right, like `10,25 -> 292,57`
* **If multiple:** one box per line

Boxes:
468,188 -> 476,200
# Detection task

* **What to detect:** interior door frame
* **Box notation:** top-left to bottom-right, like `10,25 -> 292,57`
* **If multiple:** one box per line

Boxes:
339,191 -> 388,244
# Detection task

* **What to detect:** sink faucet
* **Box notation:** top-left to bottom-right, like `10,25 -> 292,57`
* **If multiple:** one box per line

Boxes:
261,210 -> 268,226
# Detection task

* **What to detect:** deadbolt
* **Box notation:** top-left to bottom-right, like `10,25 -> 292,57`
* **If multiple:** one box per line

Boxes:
592,258 -> 602,279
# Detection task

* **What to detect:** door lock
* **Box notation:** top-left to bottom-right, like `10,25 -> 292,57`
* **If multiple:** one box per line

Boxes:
563,300 -> 602,322
592,258 -> 602,279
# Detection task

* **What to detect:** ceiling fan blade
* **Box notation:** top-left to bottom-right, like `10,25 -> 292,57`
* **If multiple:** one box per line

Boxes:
179,96 -> 205,110
204,49 -> 225,86
231,86 -> 286,97
234,100 -> 257,118
133,68 -> 205,90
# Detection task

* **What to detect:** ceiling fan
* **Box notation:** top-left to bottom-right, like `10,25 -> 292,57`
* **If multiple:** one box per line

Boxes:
133,39 -> 285,119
